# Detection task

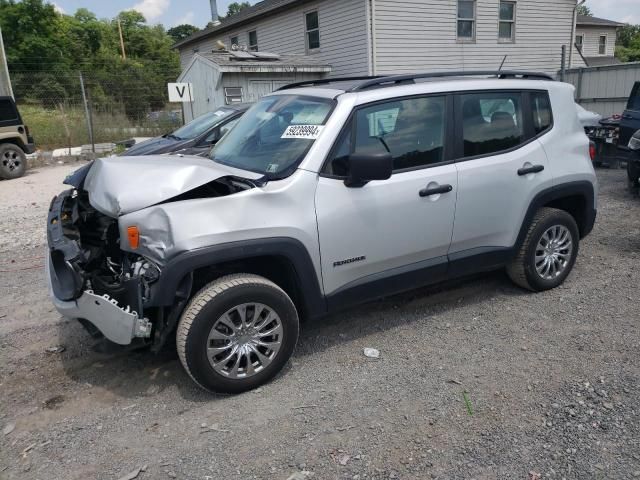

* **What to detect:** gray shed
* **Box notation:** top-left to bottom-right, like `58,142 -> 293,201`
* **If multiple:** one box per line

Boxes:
177,51 -> 332,122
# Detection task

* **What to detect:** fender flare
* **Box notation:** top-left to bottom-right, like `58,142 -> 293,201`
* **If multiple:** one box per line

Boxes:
146,237 -> 328,319
515,180 -> 596,251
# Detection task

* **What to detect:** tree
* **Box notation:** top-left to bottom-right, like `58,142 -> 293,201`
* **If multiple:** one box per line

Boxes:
227,2 -> 251,17
167,24 -> 199,42
577,5 -> 592,17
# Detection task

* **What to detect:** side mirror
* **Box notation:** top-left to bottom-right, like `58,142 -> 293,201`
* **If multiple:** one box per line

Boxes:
629,130 -> 640,151
345,152 -> 393,188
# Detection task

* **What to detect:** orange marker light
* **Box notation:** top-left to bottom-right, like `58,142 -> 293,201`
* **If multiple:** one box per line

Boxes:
127,226 -> 140,249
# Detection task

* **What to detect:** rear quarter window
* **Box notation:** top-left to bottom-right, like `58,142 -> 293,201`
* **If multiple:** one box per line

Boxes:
0,99 -> 18,122
531,91 -> 553,135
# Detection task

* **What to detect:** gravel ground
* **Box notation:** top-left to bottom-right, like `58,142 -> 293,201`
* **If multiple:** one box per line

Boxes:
1,165 -> 639,480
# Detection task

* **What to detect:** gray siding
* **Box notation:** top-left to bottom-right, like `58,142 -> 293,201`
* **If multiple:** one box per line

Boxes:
574,26 -> 618,59
179,0 -> 370,76
565,62 -> 640,116
373,0 -> 576,75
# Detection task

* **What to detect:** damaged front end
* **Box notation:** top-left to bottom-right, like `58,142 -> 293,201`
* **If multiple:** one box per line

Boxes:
47,188 -> 156,345
46,155 -> 264,348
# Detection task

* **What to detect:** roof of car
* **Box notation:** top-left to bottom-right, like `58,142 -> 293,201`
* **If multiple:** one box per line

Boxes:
276,71 -> 556,95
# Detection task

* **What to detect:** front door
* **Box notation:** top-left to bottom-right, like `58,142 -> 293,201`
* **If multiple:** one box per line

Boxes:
315,95 -> 457,299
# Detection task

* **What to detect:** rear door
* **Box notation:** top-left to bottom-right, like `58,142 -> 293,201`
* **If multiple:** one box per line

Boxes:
449,90 -> 554,266
619,82 -> 640,149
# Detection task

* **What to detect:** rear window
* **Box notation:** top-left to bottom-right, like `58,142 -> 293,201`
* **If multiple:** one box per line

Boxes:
628,82 -> 640,111
0,99 -> 18,122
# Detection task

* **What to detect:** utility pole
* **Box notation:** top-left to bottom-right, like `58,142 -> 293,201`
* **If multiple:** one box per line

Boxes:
0,26 -> 14,98
117,19 -> 127,60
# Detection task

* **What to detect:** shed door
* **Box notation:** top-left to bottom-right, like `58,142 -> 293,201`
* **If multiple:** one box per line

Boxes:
247,80 -> 294,103
248,81 -> 275,102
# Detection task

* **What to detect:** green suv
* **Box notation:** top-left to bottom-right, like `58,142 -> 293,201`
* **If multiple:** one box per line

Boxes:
0,96 -> 35,179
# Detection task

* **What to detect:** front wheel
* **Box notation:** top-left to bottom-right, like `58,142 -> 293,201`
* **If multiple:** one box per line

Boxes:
627,160 -> 640,190
177,274 -> 299,394
507,208 -> 580,292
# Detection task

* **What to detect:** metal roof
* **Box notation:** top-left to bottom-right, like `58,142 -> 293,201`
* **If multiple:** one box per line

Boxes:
576,15 -> 625,28
583,56 -> 622,67
173,0 -> 310,49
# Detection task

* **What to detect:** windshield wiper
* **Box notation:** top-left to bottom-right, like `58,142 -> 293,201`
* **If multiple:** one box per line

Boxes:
166,134 -> 182,141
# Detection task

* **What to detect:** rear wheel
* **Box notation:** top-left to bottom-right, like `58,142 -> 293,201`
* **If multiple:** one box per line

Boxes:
507,208 -> 580,292
0,143 -> 27,180
177,274 -> 299,394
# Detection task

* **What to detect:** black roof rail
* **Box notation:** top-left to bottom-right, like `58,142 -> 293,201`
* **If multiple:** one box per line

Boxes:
277,76 -> 381,91
348,70 -> 555,91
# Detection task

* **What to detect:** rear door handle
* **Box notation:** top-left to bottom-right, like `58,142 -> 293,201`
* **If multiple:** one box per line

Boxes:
518,165 -> 545,176
419,184 -> 453,197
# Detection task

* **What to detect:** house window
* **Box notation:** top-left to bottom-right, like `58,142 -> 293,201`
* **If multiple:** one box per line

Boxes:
230,36 -> 239,47
599,35 -> 607,55
499,1 -> 516,42
575,34 -> 584,52
248,30 -> 258,51
305,11 -> 320,51
457,1 -> 476,41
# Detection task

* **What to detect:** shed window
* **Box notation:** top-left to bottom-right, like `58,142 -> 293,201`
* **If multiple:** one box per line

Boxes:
457,1 -> 476,41
248,30 -> 258,51
499,1 -> 516,42
599,35 -> 607,55
224,87 -> 243,104
230,36 -> 239,47
575,34 -> 584,52
306,11 -> 320,51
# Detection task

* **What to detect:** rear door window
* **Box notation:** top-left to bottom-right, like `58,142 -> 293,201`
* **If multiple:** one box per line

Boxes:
460,92 -> 524,158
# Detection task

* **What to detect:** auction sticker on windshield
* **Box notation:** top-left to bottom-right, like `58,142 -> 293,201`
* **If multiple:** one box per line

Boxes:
281,125 -> 324,139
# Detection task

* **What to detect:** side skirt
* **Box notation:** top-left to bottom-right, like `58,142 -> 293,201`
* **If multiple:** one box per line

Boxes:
325,247 -> 513,314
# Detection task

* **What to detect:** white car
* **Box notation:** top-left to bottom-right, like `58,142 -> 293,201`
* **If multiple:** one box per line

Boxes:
47,71 -> 598,393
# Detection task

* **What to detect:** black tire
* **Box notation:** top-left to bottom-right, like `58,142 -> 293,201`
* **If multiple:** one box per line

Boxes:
0,143 -> 27,180
507,207 -> 580,292
177,274 -> 299,394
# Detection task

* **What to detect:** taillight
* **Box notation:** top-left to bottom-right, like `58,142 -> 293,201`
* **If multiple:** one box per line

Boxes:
589,142 -> 597,162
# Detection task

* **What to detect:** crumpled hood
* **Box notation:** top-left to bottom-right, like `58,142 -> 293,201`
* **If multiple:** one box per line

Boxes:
84,155 -> 262,217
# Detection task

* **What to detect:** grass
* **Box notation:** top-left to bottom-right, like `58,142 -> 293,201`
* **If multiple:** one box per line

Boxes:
463,391 -> 474,416
18,104 -> 180,151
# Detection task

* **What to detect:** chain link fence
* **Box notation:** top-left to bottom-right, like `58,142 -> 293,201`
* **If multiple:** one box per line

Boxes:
11,68 -> 183,153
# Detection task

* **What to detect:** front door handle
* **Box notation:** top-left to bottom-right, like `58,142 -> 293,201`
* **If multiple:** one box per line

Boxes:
518,165 -> 545,176
419,184 -> 453,197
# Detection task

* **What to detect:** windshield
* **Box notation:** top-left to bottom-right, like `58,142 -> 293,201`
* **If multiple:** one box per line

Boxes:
210,95 -> 334,177
172,108 -> 236,140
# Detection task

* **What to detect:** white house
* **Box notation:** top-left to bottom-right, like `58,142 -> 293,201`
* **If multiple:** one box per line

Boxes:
573,14 -> 624,68
176,0 -> 581,78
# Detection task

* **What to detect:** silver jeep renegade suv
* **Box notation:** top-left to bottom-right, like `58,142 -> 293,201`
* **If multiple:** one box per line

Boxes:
47,72 -> 597,393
